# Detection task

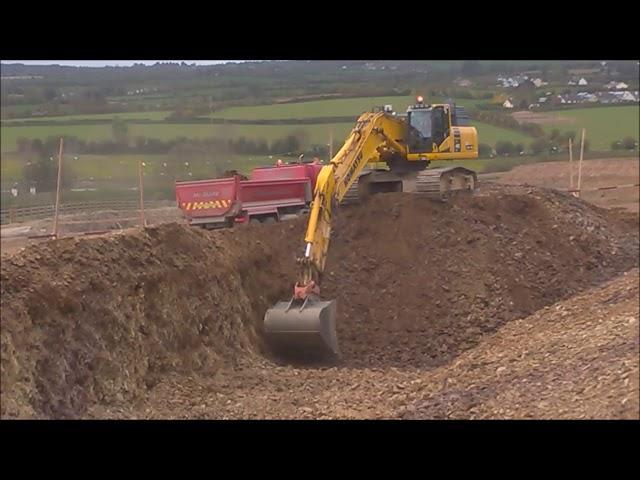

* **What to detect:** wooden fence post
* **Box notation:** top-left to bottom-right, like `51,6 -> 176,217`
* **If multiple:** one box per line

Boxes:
138,159 -> 145,228
577,129 -> 586,198
53,137 -> 64,238
569,137 -> 573,190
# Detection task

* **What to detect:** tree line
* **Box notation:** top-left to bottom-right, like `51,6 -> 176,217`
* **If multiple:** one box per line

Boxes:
16,131 -> 328,158
477,129 -> 593,158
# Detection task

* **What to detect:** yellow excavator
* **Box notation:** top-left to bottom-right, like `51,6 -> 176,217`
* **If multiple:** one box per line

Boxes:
264,97 -> 479,360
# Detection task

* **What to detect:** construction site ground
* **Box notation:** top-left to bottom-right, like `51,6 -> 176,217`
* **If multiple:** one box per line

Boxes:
1,176 -> 638,419
497,157 -> 639,212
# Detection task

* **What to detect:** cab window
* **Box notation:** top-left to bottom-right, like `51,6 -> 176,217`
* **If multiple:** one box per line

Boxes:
409,109 -> 432,138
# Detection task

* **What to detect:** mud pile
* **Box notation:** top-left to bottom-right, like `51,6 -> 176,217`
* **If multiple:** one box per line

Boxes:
1,222 -> 301,418
1,184 -> 638,419
401,268 -> 639,419
324,184 -> 638,369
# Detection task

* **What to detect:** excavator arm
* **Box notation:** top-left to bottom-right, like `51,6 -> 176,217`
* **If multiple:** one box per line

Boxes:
296,111 -> 406,296
264,111 -> 405,360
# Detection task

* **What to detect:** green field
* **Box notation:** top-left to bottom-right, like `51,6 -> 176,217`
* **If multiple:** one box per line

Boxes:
1,124 -> 115,151
210,96 -> 416,119
3,110 -> 173,123
540,106 -> 639,150
2,120 -> 529,157
1,152 -> 280,185
1,150 -> 578,191
0,123 -> 352,152
473,122 -> 531,145
209,95 -> 487,120
1,119 -> 526,153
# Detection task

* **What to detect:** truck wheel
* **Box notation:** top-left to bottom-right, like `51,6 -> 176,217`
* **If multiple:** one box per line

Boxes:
263,216 -> 277,225
249,218 -> 261,226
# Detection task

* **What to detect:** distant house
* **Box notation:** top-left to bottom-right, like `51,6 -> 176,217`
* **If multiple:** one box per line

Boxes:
532,78 -> 547,87
503,99 -> 514,109
538,97 -> 548,104
568,79 -> 577,86
529,103 -> 540,109
455,78 -> 472,87
557,94 -> 583,104
616,82 -> 629,90
621,91 -> 636,101
578,77 -> 588,86
605,91 -> 634,103
597,92 -> 622,104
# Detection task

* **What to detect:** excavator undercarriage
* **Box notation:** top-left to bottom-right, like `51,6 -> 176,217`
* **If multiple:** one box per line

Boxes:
342,166 -> 478,205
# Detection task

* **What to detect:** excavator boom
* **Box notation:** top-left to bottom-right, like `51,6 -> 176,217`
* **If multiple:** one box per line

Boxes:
264,112 -> 391,360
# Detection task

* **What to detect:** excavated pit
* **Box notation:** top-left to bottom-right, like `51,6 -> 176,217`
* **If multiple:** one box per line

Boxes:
1,184 -> 638,419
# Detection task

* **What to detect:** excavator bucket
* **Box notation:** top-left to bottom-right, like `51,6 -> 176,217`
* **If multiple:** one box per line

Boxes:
263,297 -> 339,361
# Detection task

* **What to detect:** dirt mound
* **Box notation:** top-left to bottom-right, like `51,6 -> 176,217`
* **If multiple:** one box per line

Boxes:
401,268 -> 639,419
102,269 -> 638,420
1,184 -> 638,418
324,184 -> 638,369
0,222 -> 301,418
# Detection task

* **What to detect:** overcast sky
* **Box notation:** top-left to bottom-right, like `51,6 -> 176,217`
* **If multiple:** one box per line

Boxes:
5,60 -> 246,67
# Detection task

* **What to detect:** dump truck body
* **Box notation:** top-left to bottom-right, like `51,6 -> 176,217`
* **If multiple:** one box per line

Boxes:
175,163 -> 323,228
175,176 -> 242,229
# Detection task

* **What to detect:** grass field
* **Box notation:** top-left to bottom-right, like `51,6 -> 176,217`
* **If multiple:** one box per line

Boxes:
1,125 -> 115,152
209,95 -> 487,120
1,119 -> 527,153
1,149 -> 548,188
540,106 -> 639,150
1,152 -> 278,185
209,96 -> 416,119
0,123 -> 351,152
473,123 -> 531,145
3,111 -> 173,123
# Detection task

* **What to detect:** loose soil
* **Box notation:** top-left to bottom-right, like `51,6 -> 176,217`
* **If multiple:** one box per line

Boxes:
1,184 -> 638,419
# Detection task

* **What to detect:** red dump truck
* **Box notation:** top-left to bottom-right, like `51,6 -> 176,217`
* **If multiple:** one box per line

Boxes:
175,163 -> 323,229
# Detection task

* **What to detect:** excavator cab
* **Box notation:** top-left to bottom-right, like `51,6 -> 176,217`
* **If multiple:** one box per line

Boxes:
406,99 -> 450,152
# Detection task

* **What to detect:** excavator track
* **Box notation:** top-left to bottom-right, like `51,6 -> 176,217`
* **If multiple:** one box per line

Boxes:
342,181 -> 361,206
341,171 -> 371,206
341,167 -> 477,205
416,167 -> 477,199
